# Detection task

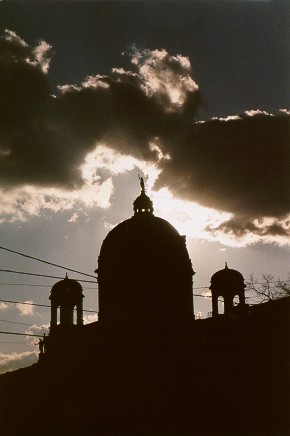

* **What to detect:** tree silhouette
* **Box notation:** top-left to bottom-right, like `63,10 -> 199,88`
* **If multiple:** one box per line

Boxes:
246,273 -> 290,303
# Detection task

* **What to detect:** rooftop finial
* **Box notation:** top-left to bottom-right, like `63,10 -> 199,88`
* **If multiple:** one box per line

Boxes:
65,272 -> 68,279
138,174 -> 145,193
225,262 -> 228,269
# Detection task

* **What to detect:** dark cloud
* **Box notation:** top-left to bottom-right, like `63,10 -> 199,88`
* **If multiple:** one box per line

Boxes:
0,33 -> 201,189
206,216 -> 290,240
0,30 -> 289,234
156,113 -> 290,218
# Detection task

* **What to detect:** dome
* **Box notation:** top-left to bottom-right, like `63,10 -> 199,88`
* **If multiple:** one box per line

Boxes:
100,214 -> 181,261
50,274 -> 83,305
97,178 -> 194,327
210,263 -> 245,293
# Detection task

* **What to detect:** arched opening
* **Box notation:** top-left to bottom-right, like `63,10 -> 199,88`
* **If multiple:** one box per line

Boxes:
57,306 -> 60,325
73,306 -> 77,325
233,295 -> 240,307
218,296 -> 224,315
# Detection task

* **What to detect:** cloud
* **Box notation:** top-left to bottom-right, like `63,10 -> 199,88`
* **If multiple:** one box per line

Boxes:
206,215 -> 290,246
68,212 -> 80,223
128,46 -> 200,113
25,324 -> 49,346
84,313 -> 98,324
0,33 -> 201,191
0,30 -> 289,245
201,291 -> 211,299
0,351 -> 38,374
156,112 -> 290,218
16,301 -> 34,316
154,111 -> 290,244
0,176 -> 113,222
0,302 -> 9,310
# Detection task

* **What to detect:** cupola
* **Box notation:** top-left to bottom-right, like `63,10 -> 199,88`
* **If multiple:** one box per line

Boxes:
209,263 -> 246,317
49,274 -> 84,331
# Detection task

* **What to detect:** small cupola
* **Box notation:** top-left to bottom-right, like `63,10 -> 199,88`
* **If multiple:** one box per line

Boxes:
49,274 -> 84,331
133,175 -> 154,215
210,263 -> 246,317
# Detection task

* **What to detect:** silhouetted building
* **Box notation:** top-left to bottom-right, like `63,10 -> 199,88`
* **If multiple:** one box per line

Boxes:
49,274 -> 84,333
1,180 -> 289,436
210,262 -> 246,317
97,178 -> 195,330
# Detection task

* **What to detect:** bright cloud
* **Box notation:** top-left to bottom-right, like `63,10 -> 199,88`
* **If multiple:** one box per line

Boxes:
0,29 -> 289,247
84,313 -> 99,324
16,301 -> 34,316
131,47 -> 199,111
0,351 -> 38,374
0,176 -> 114,223
0,302 -> 9,310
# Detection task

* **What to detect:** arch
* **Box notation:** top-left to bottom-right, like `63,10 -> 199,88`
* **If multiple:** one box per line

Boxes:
218,296 -> 225,315
233,295 -> 240,306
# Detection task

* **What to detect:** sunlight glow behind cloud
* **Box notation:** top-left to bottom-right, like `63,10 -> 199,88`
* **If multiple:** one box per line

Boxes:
0,142 -> 289,248
0,29 -> 289,247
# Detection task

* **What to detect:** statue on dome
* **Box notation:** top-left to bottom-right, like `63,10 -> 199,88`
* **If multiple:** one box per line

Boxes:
138,174 -> 145,192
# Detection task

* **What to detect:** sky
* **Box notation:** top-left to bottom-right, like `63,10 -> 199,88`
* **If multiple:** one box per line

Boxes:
0,1 -> 289,373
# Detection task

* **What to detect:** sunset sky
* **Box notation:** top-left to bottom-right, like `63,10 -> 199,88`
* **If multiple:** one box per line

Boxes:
0,1 -> 289,373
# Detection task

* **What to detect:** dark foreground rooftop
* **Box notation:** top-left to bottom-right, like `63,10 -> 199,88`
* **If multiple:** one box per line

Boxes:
0,297 -> 289,436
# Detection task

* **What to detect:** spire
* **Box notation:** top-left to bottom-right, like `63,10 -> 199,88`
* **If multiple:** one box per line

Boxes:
133,175 -> 154,215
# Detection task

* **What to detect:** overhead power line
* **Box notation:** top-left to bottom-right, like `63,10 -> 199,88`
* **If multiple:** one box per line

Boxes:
0,318 -> 33,327
0,282 -> 97,290
0,269 -> 97,284
0,299 -> 49,308
0,330 -> 43,338
0,299 -> 98,313
0,245 -> 97,279
0,342 -> 29,344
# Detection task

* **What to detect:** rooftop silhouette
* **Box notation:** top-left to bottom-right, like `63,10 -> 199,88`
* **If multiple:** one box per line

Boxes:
0,178 -> 289,436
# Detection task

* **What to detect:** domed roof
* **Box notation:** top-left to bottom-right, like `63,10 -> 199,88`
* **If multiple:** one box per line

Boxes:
98,178 -> 193,276
100,213 -> 181,259
50,274 -> 83,303
97,178 -> 194,327
210,263 -> 245,292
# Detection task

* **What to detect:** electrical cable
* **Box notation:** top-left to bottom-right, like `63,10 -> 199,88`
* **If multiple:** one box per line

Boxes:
0,342 -> 29,344
0,245 -> 97,279
0,299 -> 98,313
0,319 -> 33,327
0,269 -> 97,284
0,282 -> 97,290
0,331 -> 43,338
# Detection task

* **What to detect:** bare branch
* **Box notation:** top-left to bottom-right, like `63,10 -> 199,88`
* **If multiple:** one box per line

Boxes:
245,273 -> 290,304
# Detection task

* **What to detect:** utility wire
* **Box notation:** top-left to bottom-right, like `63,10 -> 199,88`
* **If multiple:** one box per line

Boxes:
0,269 -> 97,284
1,274 -> 288,288
0,331 -> 43,338
0,342 -> 29,344
0,299 -> 98,313
0,245 -> 96,279
0,282 -> 97,290
0,318 -> 33,327
0,299 -> 49,308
